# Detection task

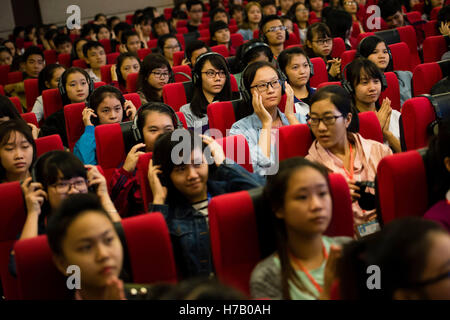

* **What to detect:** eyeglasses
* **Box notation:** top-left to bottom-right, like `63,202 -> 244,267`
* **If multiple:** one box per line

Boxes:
312,38 -> 333,46
164,45 -> 180,50
250,79 -> 282,93
265,25 -> 287,33
151,71 -> 170,79
343,1 -> 357,5
202,70 -> 227,78
51,178 -> 88,194
306,114 -> 345,126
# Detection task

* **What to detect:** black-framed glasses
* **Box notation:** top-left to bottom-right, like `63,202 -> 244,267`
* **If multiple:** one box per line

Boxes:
151,71 -> 170,79
164,45 -> 180,50
409,271 -> 450,288
312,38 -> 333,46
265,25 -> 287,33
250,79 -> 282,93
50,178 -> 88,194
306,114 -> 345,126
202,70 -> 227,78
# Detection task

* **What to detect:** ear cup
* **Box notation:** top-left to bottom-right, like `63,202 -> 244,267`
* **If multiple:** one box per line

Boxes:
307,56 -> 314,76
285,30 -> 289,41
340,63 -> 353,95
380,72 -> 387,91
58,75 -> 66,97
192,51 -> 229,86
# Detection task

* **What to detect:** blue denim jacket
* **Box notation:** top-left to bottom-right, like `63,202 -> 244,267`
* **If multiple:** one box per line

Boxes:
148,161 -> 264,279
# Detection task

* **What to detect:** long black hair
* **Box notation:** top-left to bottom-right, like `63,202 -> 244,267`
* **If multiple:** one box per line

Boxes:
356,35 -> 394,72
38,64 -> 66,94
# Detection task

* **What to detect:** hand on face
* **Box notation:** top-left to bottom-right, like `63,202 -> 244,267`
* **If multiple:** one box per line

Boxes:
82,107 -> 97,127
122,143 -> 146,173
148,159 -> 167,205
252,89 -> 272,127
22,177 -> 47,215
85,165 -> 108,199
123,100 -> 137,121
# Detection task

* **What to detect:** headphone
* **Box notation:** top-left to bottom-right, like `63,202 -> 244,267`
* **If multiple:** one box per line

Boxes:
88,85 -> 126,126
58,69 -> 95,99
131,102 -> 183,144
239,63 -> 287,105
423,93 -> 450,137
340,61 -> 387,95
239,41 -> 274,69
192,51 -> 230,86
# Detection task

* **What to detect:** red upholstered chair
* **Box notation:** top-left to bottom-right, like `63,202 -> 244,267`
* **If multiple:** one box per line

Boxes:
164,8 -> 173,20
430,6 -> 441,20
173,51 -> 185,66
0,182 -> 26,300
107,52 -> 120,65
389,42 -> 412,72
7,71 -> 23,84
176,20 -> 187,28
376,150 -> 428,224
176,34 -> 186,50
412,62 -> 445,96
358,111 -> 383,143
136,152 -> 154,213
309,57 -> 329,88
231,33 -> 244,48
9,97 -> 23,114
380,71 -> 401,111
24,78 -> 39,112
424,20 -> 439,37
422,35 -> 447,63
94,81 -> 106,89
64,102 -> 86,151
216,134 -> 253,173
21,112 -> 39,127
317,81 -> 341,89
405,11 -> 422,24
43,50 -> 58,65
207,100 -> 239,137
209,173 -> 353,295
173,64 -> 192,82
0,65 -> 10,85
332,37 -> 346,59
72,59 -> 88,69
279,124 -> 313,160
400,96 -> 437,151
284,32 -> 300,48
176,27 -> 188,34
395,25 -> 421,68
14,213 -> 177,299
176,111 -> 188,128
99,39 -> 112,53
58,53 -> 72,68
95,123 -> 127,181
162,81 -> 191,111
147,39 -> 158,49
100,64 -> 113,84
199,29 -> 210,38
126,72 -> 139,93
341,50 -> 356,71
0,84 -> 3,95
35,134 -> 64,157
42,88 -> 62,119
124,92 -> 142,110
137,48 -> 152,61
211,45 -> 229,57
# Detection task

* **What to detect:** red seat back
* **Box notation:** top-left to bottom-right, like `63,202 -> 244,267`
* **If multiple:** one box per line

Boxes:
126,72 -> 139,93
380,71 -> 401,111
172,64 -> 192,82
43,50 -> 58,65
309,57 -> 328,88
124,92 -> 142,110
389,42 -> 412,71
412,62 -> 443,96
24,78 -> 39,112
216,134 -> 253,173
42,88 -> 63,119
95,123 -> 127,181
21,112 -> 38,127
7,71 -> 23,84
211,45 -> 229,57
332,37 -> 346,58
136,152 -> 154,213
430,6 -> 441,20
424,20 -> 439,37
396,25 -> 421,69
422,35 -> 447,63
100,64 -> 113,84
377,150 -> 428,224
35,134 -> 64,157
279,124 -> 313,160
317,81 -> 341,89
99,39 -> 112,53
64,102 -> 86,151
107,52 -> 120,65
147,39 -> 158,49
341,50 -> 356,71
230,33 -> 244,48
162,82 -> 188,111
173,51 -> 185,66
57,53 -> 72,68
284,32 -> 300,49
0,65 -> 10,85
207,101 -> 237,137
72,59 -> 88,69
137,48 -> 152,61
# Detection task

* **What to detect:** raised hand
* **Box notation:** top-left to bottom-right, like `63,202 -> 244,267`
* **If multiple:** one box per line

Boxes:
123,100 -> 137,121
347,179 -> 360,202
21,177 -> 47,216
111,64 -> 118,82
252,89 -> 272,127
82,107 -> 97,127
284,81 -> 300,125
85,165 -> 108,198
27,123 -> 40,139
102,276 -> 126,300
122,143 -> 146,173
148,159 -> 167,205
200,134 -> 225,166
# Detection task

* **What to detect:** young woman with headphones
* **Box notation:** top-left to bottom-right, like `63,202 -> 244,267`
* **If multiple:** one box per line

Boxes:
230,61 -> 306,176
109,102 -> 181,217
157,34 -> 182,68
343,57 -> 401,153
237,1 -> 262,41
278,47 -> 316,117
137,53 -> 173,104
74,85 -> 137,165
356,35 -> 413,107
110,52 -> 141,94
179,52 -> 233,133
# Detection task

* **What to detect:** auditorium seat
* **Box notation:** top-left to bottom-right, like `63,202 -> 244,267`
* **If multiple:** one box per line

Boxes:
24,78 -> 39,112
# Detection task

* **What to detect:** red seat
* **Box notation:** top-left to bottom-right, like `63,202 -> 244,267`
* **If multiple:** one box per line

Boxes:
395,25 -> 421,69
124,92 -> 142,110
284,32 -> 300,48
176,20 -> 187,28
209,173 -> 353,295
309,57 -> 329,88
57,53 -> 72,68
316,81 -> 341,89
230,33 -> 244,48
215,134 -> 253,173
21,112 -> 39,127
35,134 -> 64,157
424,20 -> 439,37
176,27 -> 189,34
107,52 -> 120,65
176,111 -> 188,128
99,39 -> 112,53
207,100 -> 239,137
175,34 -> 186,50
24,78 -> 39,112
430,6 -> 441,20
332,37 -> 346,59
64,102 -> 86,151
422,35 -> 447,63
412,62 -> 445,96
43,50 -> 58,65
400,96 -> 437,151
72,59 -> 88,69
377,150 -> 428,224
211,45 -> 229,57
162,82 -> 191,111
137,48 -> 152,61
173,51 -> 185,66
100,64 -> 113,84
147,39 -> 158,49
279,124 -> 313,160
357,111 -> 384,144
164,8 -> 173,20
172,64 -> 192,82
340,50 -> 356,71
42,88 -> 63,119
380,71 -> 401,111
126,14 -> 134,25
7,71 -> 23,84
9,97 -> 23,114
126,72 -> 139,93
0,65 -> 10,85
405,11 -> 422,24
14,213 -> 177,299
136,152 -> 154,213
389,42 -> 412,71
0,85 -> 4,95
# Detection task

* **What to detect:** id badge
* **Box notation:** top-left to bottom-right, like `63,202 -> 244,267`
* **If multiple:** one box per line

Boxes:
357,220 -> 381,238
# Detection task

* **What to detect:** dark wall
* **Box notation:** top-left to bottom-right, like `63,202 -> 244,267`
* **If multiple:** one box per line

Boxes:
11,0 -> 42,27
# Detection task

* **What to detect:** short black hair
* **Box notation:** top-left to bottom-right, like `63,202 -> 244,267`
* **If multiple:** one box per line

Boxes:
113,22 -> 132,39
82,41 -> 104,58
22,46 -> 44,62
379,0 -> 403,20
324,9 -> 352,40
187,0 -> 204,11
260,14 -> 282,33
210,7 -> 229,22
121,30 -> 140,45
53,34 -> 71,48
185,40 -> 211,62
260,0 -> 277,8
95,13 -> 106,21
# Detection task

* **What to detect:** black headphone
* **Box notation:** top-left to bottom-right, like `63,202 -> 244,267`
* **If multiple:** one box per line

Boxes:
239,41 -> 274,69
239,63 -> 287,105
340,62 -> 387,95
58,69 -> 95,99
88,85 -> 126,126
192,51 -> 230,86
131,102 -> 183,144
423,93 -> 450,137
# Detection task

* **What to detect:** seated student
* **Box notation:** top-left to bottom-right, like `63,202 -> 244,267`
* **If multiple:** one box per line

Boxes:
234,40 -> 274,88
250,157 -> 350,300
137,53 -> 173,104
230,5 -> 245,28
278,47 -> 316,117
109,102 -> 179,216
94,24 -> 119,51
94,13 -> 107,25
259,15 -> 289,59
0,45 -> 14,67
183,40 -> 211,68
356,35 -> 413,107
39,67 -> 93,147
304,23 -> 341,81
288,2 -> 310,44
209,21 -> 237,56
42,29 -> 58,51
120,31 -> 143,55
230,61 -> 306,176
340,0 -> 365,34
280,0 -> 294,16
345,58 -> 401,153
74,85 -> 137,165
113,22 -> 132,45
281,15 -> 295,34
83,41 -> 107,83
210,7 -> 230,24
180,52 -> 232,132
32,64 -> 66,122
308,0 -> 324,19
423,0 -> 444,21
186,0 -> 205,33
108,16 -> 121,31
72,38 -> 88,62
324,9 -> 354,50
4,46 -> 46,110
110,53 -> 141,94
338,217 -> 450,299
157,34 -> 182,67
53,34 -> 73,55
0,120 -> 35,184
151,16 -> 174,39
305,85 -> 392,234
135,15 -> 152,45
148,130 -> 263,278
238,2 -> 262,41
424,117 -> 450,232
170,6 -> 188,31
261,0 -> 278,16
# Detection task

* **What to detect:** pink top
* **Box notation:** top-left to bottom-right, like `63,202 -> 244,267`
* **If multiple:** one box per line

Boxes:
306,132 -> 392,225
424,191 -> 450,233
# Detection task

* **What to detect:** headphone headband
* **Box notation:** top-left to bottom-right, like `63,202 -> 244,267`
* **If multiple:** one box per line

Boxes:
192,51 -> 229,86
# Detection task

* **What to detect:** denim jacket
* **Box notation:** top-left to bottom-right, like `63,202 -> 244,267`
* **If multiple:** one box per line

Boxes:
148,161 -> 264,279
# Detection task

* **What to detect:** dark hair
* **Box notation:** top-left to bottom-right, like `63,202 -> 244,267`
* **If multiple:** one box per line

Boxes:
95,13 -> 106,21
113,22 -> 132,41
71,38 -> 88,61
59,67 -> 92,105
157,34 -> 181,58
22,46 -> 44,63
190,53 -> 232,118
264,157 -> 331,299
288,2 -> 311,25
82,41 -> 104,58
53,34 -> 71,48
260,0 -> 277,9
80,23 -> 95,39
171,7 -> 188,20
151,16 -> 174,37
136,102 -> 177,139
0,96 -> 21,120
47,193 -> 112,257
210,8 -> 230,23
121,30 -> 140,46
185,40 -> 211,63
356,35 -> 394,72
379,0 -> 403,20
137,15 -> 152,28
0,46 -> 12,60
324,9 -> 352,41
259,14 -> 282,34
240,2 -> 262,30
138,53 -> 173,103
309,85 -> 359,132
278,46 -> 310,80
236,40 -> 273,72
425,116 -> 450,206
305,22 -> 332,58
152,130 -> 216,204
88,85 -> 125,123
0,120 -> 36,181
94,24 -> 111,39
345,57 -> 385,100
116,52 -> 140,88
209,21 -> 230,46
13,26 -> 25,40
437,5 -> 450,33
38,64 -> 65,94
338,217 -> 446,299
107,16 -> 120,29
187,0 -> 204,11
